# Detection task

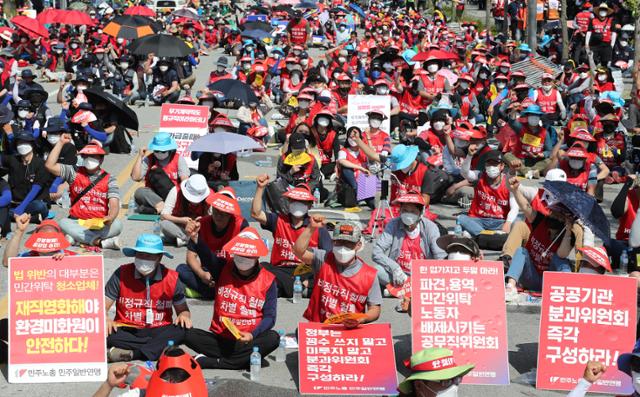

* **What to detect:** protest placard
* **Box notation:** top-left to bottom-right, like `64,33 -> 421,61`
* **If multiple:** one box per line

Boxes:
159,104 -> 209,168
411,260 -> 510,385
298,322 -> 397,395
537,272 -> 637,394
347,95 -> 391,134
8,255 -> 106,383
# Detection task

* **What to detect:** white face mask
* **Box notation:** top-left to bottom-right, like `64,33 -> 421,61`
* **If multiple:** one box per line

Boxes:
120,62 -> 129,69
479,72 -> 488,79
405,224 -> 420,238
448,252 -> 471,261
631,370 -> 640,393
338,57 -> 346,64
496,82 -> 506,89
234,255 -> 256,271
621,41 -> 629,47
599,11 -> 608,17
376,87 -> 389,95
134,258 -> 157,276
154,151 -> 169,161
317,118 -> 330,127
433,121 -> 445,131
16,143 -> 32,155
159,65 -> 169,72
18,110 -> 28,119
369,119 -> 382,129
580,72 -> 589,79
429,384 -> 459,397
301,59 -> 309,66
347,138 -> 357,147
528,116 -> 540,126
597,74 -> 607,82
569,159 -> 584,170
542,84 -> 553,92
298,100 -> 310,109
459,82 -> 469,90
333,245 -> 356,264
47,134 -> 60,145
117,38 -> 124,44
217,66 -> 226,73
401,212 -> 419,226
427,64 -> 439,73
83,157 -> 100,170
70,43 -> 78,49
289,201 -> 308,217
77,85 -> 87,91
291,76 -> 301,85
486,165 -> 501,179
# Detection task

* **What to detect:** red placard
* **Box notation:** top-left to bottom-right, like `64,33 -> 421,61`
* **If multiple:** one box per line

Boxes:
8,255 -> 107,383
159,103 -> 209,129
298,322 -> 398,395
411,260 -> 510,385
537,272 -> 637,394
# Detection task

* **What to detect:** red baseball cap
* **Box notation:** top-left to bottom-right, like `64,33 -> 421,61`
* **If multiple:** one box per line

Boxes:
78,143 -> 106,156
25,220 -> 70,253
569,128 -> 596,142
210,114 -> 234,128
394,193 -> 425,206
566,143 -> 588,158
578,246 -> 611,272
223,227 -> 268,257
206,192 -> 241,216
283,186 -> 316,202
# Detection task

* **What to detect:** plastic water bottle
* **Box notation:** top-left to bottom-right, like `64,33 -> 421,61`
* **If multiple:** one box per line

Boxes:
292,276 -> 303,303
275,329 -> 286,362
153,219 -> 161,236
453,219 -> 462,237
60,190 -> 70,209
313,189 -> 320,208
250,346 -> 261,381
617,249 -> 629,276
127,196 -> 137,216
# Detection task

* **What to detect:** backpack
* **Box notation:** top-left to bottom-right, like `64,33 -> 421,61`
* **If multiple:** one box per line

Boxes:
109,125 -> 132,154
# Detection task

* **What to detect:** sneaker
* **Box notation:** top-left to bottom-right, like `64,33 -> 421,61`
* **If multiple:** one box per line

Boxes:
461,230 -> 472,239
176,237 -> 187,247
457,194 -> 471,209
383,289 -> 391,298
505,284 -> 519,302
101,237 -> 121,250
107,347 -> 134,363
185,287 -> 203,299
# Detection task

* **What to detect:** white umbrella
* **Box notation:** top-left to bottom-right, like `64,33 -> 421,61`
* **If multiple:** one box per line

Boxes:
189,132 -> 262,154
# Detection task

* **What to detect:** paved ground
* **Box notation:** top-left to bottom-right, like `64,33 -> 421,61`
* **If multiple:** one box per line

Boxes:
0,35 -> 630,397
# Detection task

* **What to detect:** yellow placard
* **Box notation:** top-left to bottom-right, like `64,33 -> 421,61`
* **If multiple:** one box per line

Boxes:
78,218 -> 105,230
284,152 -> 312,166
221,316 -> 242,340
294,262 -> 312,276
570,121 -> 588,132
521,133 -> 542,147
288,96 -> 299,107
254,74 -> 264,87
323,312 -> 368,324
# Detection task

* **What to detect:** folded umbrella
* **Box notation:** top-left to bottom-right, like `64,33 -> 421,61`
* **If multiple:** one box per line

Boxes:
124,5 -> 156,17
542,180 -> 610,243
208,79 -> 259,107
189,131 -> 262,154
129,34 -> 193,58
103,15 -> 156,40
11,16 -> 49,39
84,87 -> 139,130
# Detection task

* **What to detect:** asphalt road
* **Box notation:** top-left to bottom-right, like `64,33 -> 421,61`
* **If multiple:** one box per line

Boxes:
0,42 -> 630,397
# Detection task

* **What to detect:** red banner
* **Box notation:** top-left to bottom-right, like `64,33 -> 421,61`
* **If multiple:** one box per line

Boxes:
537,272 -> 637,394
411,260 -> 510,385
298,322 -> 398,395
159,104 -> 210,168
8,255 -> 107,383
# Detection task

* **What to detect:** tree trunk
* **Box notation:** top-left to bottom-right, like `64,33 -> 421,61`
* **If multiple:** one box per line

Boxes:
527,0 -> 538,52
4,0 -> 16,18
503,0 -> 509,36
560,0 -> 569,62
632,14 -> 640,100
485,0 -> 491,34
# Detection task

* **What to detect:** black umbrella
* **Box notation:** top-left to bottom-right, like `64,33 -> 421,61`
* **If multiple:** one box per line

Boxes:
23,88 -> 49,108
241,21 -> 272,32
208,79 -> 258,107
272,5 -> 294,14
372,50 -> 407,68
296,1 -> 318,9
84,87 -> 139,130
542,180 -> 610,243
171,8 -> 200,20
129,34 -> 193,58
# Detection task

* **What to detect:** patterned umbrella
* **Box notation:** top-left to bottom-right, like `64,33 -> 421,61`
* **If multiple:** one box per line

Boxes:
103,15 -> 156,40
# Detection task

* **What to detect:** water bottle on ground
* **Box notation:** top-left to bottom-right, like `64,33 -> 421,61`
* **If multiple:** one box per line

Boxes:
61,190 -> 70,209
127,196 -> 137,216
293,276 -> 303,303
313,189 -> 321,208
153,219 -> 161,236
453,219 -> 462,237
250,346 -> 261,381
617,249 -> 629,276
275,329 -> 286,362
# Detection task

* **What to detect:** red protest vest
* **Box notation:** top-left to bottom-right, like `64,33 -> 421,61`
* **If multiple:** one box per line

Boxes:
145,153 -> 180,188
420,73 -> 446,97
536,88 -> 558,113
468,174 -> 511,219
114,263 -> 178,328
616,190 -> 639,241
199,214 -> 245,259
69,168 -> 109,219
591,17 -> 613,43
338,147 -> 368,179
362,130 -> 390,154
316,130 -> 337,165
400,90 -> 425,115
575,11 -> 592,33
396,234 -> 425,273
517,125 -> 547,158
209,263 -> 275,339
303,253 -> 377,323
391,162 -> 428,202
289,19 -> 309,45
526,220 -> 563,274
597,134 -> 625,168
560,159 -> 591,191
172,187 -> 210,218
271,215 -> 319,267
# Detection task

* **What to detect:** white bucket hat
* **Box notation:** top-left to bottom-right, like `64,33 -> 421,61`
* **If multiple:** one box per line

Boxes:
180,174 -> 211,204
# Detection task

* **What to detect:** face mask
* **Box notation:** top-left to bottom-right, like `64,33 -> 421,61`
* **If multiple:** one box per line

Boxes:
580,266 -> 600,274
597,74 -> 607,82
301,59 -> 308,66
580,72 -> 589,79
405,224 -> 420,238
479,72 -> 487,79
16,143 -> 32,155
496,82 -> 506,89
433,121 -> 445,131
371,70 -> 381,79
77,85 -> 87,91
376,87 -> 389,95
338,57 -> 346,64
134,258 -> 157,276
427,64 -> 439,73
428,384 -> 459,397
369,119 -> 382,129
18,110 -> 28,119
401,212 -> 419,226
289,201 -> 308,217
347,138 -> 357,147
631,370 -> 640,393
234,255 -> 256,271
333,245 -> 356,264
454,138 -> 469,149
542,84 -> 553,92
317,118 -> 330,127
286,63 -> 294,71
621,41 -> 629,47
500,67 -> 509,74
159,65 -> 169,72
298,100 -> 310,109
448,252 -> 471,261
528,116 -> 540,126
486,165 -> 501,179
273,53 -> 281,60
459,82 -> 469,90
83,157 -> 100,170
154,151 -> 169,161
291,76 -> 301,85
70,43 -> 78,49
569,159 -> 584,170
599,11 -> 608,17
120,62 -> 130,69
47,134 -> 60,145
117,38 -> 124,44
217,65 -> 226,73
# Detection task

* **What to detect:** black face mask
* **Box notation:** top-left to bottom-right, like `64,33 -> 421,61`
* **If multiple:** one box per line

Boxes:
516,91 -> 528,101
547,217 -> 564,230
602,124 -> 616,134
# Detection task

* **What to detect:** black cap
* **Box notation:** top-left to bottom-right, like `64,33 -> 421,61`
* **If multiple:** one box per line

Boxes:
16,99 -> 31,109
0,106 -> 12,124
21,69 -> 34,78
484,150 -> 503,164
44,117 -> 69,133
78,102 -> 94,110
289,132 -> 306,150
436,235 -> 481,257
14,132 -> 35,142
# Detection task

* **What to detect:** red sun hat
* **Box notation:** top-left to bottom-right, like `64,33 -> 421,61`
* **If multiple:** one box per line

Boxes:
470,125 -> 488,140
210,114 -> 234,128
569,128 -> 596,142
78,143 -> 106,156
394,193 -> 426,206
578,246 -> 611,272
283,185 -> 316,202
566,143 -> 588,158
452,128 -> 473,141
25,221 -> 70,253
218,186 -> 237,200
223,227 -> 269,257
206,192 -> 241,216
